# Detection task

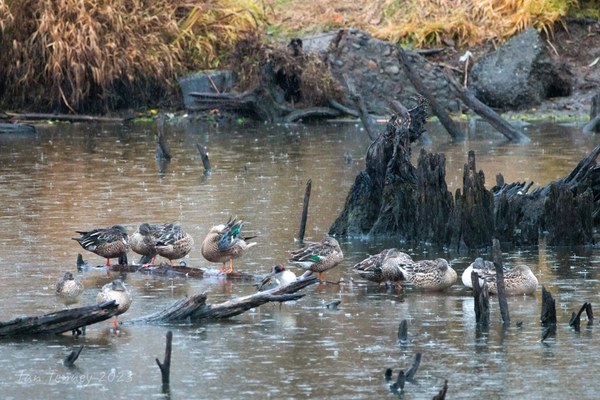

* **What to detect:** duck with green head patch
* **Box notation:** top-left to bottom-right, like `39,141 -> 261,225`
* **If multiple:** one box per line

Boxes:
289,234 -> 343,281
201,217 -> 257,273
72,225 -> 129,266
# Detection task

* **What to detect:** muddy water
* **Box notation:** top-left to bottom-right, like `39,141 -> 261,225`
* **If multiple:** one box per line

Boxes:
0,119 -> 599,399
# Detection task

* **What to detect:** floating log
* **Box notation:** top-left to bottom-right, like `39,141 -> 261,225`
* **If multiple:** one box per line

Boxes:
396,46 -> 465,140
492,239 -> 510,324
129,274 -> 318,324
444,69 -> 530,143
0,301 -> 119,337
156,331 -> 173,389
5,112 -> 125,123
296,179 -> 312,243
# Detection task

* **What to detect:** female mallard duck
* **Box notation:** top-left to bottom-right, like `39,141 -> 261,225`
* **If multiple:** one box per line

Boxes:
55,271 -> 84,306
72,225 -> 129,266
254,264 -> 297,291
96,279 -> 132,329
463,258 -> 538,295
155,223 -> 194,266
201,217 -> 257,273
353,248 -> 413,287
289,234 -> 343,281
398,258 -> 457,291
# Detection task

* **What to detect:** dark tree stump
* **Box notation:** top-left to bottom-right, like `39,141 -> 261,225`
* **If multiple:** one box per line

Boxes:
543,183 -> 593,246
448,151 -> 495,250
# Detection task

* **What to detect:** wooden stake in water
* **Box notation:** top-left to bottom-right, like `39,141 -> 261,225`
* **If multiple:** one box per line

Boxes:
492,239 -> 510,325
156,330 -> 173,389
296,179 -> 312,243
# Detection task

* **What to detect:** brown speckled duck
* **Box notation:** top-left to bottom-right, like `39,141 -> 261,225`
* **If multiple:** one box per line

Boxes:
55,271 -> 84,306
463,258 -> 538,295
289,234 -> 343,281
201,217 -> 257,273
129,223 -> 167,266
155,223 -> 194,266
353,248 -> 413,287
72,225 -> 129,266
398,258 -> 457,291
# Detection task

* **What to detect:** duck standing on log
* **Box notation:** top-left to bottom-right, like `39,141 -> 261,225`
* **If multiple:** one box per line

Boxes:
129,223 -> 167,266
254,264 -> 297,291
462,258 -> 538,295
201,217 -> 257,273
398,258 -> 457,291
72,225 -> 129,267
289,234 -> 344,281
55,271 -> 84,307
96,279 -> 132,330
353,248 -> 413,288
155,223 -> 195,266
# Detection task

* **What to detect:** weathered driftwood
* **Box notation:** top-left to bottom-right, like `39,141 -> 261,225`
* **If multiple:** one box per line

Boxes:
396,46 -> 465,141
296,179 -> 312,243
569,302 -> 594,331
0,301 -> 119,337
189,63 -> 342,123
492,239 -> 510,325
107,263 -> 258,281
444,69 -> 530,143
129,274 -> 318,324
5,112 -> 125,123
583,92 -> 600,134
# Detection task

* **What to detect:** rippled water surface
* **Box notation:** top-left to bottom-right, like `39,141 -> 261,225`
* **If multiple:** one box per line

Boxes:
1,118 -> 600,399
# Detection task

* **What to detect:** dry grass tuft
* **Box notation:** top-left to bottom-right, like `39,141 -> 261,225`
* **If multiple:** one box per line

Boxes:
0,0 -> 264,113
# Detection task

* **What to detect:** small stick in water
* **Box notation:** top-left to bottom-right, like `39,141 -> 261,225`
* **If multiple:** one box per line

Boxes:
156,331 -> 173,389
296,179 -> 312,243
63,345 -> 84,367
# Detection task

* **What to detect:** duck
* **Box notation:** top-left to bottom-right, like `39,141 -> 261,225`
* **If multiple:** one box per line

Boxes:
55,271 -> 84,306
463,258 -> 538,295
398,258 -> 457,291
72,225 -> 129,266
254,264 -> 297,291
96,279 -> 132,329
461,257 -> 496,288
353,248 -> 413,287
155,223 -> 194,266
201,217 -> 257,273
289,234 -> 343,281
129,223 -> 167,266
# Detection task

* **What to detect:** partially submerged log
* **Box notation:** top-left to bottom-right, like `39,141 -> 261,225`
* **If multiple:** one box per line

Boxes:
0,122 -> 37,134
0,301 -> 119,337
129,274 -> 318,324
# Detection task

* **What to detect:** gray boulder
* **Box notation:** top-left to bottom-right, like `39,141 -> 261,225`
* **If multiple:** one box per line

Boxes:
470,28 -> 572,111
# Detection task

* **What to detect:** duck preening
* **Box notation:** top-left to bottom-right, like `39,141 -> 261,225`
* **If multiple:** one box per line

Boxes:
353,248 -> 413,288
201,217 -> 256,273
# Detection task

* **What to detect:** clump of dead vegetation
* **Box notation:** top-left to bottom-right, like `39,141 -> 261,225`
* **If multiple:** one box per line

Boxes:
0,0 -> 264,113
269,0 -> 597,47
229,33 -> 344,107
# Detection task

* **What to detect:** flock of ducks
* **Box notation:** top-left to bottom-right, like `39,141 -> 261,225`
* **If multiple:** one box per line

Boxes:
58,220 -> 540,330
